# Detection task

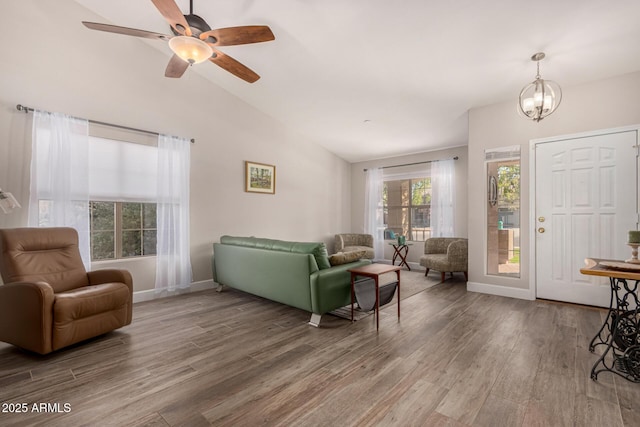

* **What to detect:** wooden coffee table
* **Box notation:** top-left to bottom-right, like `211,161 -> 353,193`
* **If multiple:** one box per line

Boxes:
347,263 -> 402,330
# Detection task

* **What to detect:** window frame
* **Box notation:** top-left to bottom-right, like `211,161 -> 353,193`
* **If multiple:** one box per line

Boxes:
90,200 -> 157,262
485,146 -> 521,278
382,176 -> 432,242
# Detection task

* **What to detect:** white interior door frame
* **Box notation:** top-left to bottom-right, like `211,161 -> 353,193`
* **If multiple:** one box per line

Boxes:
528,125 -> 640,301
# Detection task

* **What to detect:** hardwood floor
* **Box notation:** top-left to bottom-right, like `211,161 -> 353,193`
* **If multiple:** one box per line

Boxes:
1,277 -> 639,426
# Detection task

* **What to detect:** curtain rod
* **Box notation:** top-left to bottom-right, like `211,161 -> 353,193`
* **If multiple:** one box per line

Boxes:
363,156 -> 458,172
16,104 -> 195,144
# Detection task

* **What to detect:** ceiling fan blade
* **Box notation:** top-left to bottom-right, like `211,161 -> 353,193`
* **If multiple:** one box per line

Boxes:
209,49 -> 260,83
165,54 -> 189,78
199,26 -> 275,46
150,0 -> 192,36
82,22 -> 171,41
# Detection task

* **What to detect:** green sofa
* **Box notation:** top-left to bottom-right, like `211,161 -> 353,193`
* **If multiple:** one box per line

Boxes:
212,235 -> 371,326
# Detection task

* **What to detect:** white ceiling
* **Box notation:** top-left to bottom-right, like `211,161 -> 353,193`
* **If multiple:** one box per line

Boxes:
74,0 -> 640,162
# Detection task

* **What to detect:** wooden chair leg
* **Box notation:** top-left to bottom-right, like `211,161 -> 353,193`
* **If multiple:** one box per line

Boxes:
424,268 -> 430,277
464,271 -> 468,281
440,272 -> 445,282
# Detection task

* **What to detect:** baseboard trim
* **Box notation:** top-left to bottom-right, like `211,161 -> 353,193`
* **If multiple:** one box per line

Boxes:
467,281 -> 534,301
133,279 -> 216,303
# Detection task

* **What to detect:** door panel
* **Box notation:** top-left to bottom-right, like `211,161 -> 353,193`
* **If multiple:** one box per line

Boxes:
535,131 -> 638,307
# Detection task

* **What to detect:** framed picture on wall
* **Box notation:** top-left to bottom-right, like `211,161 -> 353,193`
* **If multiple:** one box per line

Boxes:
245,161 -> 276,194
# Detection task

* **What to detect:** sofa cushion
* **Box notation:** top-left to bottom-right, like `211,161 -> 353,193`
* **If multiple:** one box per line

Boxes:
53,282 -> 131,324
0,227 -> 89,293
52,282 -> 130,351
219,236 -> 331,270
220,236 -> 263,248
291,242 -> 330,270
329,250 -> 367,266
341,245 -> 375,260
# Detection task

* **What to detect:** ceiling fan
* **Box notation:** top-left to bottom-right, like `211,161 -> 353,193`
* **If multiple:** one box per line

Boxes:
82,0 -> 275,83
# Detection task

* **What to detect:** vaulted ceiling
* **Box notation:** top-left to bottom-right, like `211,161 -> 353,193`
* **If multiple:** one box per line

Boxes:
75,0 -> 640,162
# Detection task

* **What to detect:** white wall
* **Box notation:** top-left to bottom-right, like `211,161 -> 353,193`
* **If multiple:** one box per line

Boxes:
350,146 -> 468,265
468,71 -> 640,296
0,1 -> 352,292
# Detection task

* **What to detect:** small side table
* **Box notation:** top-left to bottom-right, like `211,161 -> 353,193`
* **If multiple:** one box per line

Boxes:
389,243 -> 413,270
580,258 -> 640,383
347,264 -> 401,330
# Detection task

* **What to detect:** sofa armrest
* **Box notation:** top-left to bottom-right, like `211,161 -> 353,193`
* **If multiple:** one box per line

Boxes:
314,262 -> 360,285
88,269 -> 133,292
0,281 -> 55,354
446,240 -> 469,272
87,269 -> 134,323
211,255 -> 218,283
447,240 -> 468,260
309,259 -> 371,314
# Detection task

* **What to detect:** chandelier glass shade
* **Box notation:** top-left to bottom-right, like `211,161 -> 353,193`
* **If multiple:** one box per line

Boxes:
168,36 -> 213,65
518,52 -> 562,122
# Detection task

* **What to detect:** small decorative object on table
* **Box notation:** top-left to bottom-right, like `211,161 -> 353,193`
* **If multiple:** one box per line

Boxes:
397,235 -> 406,245
627,231 -> 640,264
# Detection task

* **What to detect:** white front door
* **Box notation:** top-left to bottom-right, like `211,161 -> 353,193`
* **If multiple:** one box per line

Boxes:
535,130 -> 638,307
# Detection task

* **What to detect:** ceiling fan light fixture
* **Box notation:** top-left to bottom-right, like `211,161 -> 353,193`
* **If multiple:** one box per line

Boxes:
168,35 -> 212,64
82,0 -> 274,82
517,52 -> 562,122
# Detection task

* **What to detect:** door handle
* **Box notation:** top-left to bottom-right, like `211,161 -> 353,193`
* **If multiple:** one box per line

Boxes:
538,227 -> 545,233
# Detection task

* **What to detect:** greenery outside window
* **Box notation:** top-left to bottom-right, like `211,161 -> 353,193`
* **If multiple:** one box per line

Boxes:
486,146 -> 521,278
383,177 -> 431,241
90,201 -> 157,261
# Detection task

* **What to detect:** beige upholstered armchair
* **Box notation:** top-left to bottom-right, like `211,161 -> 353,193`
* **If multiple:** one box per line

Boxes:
0,227 -> 133,354
334,233 -> 375,259
420,237 -> 468,282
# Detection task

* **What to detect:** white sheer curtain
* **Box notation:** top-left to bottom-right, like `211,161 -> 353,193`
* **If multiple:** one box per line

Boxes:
430,159 -> 456,237
155,134 -> 192,293
364,167 -> 385,260
29,110 -> 91,269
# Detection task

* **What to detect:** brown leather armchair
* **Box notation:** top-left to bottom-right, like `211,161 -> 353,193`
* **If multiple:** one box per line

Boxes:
0,227 -> 133,354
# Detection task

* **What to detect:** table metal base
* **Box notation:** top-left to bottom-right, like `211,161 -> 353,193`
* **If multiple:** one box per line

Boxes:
589,277 -> 640,382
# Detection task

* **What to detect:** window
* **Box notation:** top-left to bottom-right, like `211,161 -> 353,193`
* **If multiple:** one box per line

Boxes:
86,135 -> 158,261
36,131 -> 159,262
486,147 -> 521,277
37,200 -> 157,261
383,177 -> 431,241
90,202 -> 157,261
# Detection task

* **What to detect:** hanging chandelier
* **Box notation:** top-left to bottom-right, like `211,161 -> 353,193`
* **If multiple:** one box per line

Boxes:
518,52 -> 562,122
